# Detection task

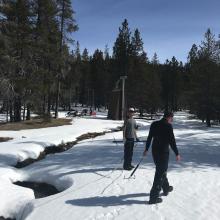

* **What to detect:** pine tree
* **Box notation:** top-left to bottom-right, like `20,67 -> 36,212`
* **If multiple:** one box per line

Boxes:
66,41 -> 82,107
33,0 -> 60,118
90,49 -> 106,109
0,0 -> 34,121
198,28 -> 219,62
160,57 -> 183,112
130,29 -> 144,57
188,29 -> 220,126
188,44 -> 198,64
126,28 -> 146,108
113,19 -> 131,81
79,48 -> 90,106
54,0 -> 78,118
151,53 -> 159,65
103,45 -> 112,107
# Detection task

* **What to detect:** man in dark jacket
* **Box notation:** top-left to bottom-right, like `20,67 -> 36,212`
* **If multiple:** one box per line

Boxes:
143,112 -> 181,204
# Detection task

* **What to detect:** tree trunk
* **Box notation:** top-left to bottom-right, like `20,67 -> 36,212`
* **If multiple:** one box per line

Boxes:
75,87 -> 78,107
9,101 -> 13,122
14,96 -> 21,122
206,114 -> 211,127
55,0 -> 65,118
68,88 -> 72,111
6,99 -> 9,123
47,92 -> 51,116
43,94 -> 46,114
139,108 -> 143,117
26,103 -> 31,120
23,103 -> 26,121
55,79 -> 60,118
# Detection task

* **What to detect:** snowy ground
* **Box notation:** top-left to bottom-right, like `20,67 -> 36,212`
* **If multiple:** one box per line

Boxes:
0,112 -> 220,219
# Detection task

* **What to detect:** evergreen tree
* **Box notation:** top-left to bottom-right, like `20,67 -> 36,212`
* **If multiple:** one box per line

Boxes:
66,41 -> 82,107
152,53 -> 159,65
126,28 -> 146,108
188,44 -> 198,64
188,29 -> 220,126
113,19 -> 131,81
54,0 -> 78,117
130,29 -> 144,57
160,57 -> 183,112
0,0 -> 34,121
79,48 -> 90,106
90,49 -> 107,109
33,0 -> 60,118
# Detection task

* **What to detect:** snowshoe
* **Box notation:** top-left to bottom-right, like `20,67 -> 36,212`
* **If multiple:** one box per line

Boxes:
123,166 -> 133,171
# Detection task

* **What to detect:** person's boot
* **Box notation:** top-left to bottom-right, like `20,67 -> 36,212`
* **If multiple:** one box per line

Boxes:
129,164 -> 135,169
123,166 -> 132,171
148,197 -> 163,204
163,186 -> 173,196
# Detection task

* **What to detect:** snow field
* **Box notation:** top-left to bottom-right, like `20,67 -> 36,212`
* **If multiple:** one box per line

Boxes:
0,112 -> 220,220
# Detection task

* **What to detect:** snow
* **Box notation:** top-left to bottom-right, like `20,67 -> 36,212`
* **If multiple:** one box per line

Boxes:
0,113 -> 122,219
0,112 -> 220,220
0,177 -> 34,219
0,114 -> 7,123
0,114 -> 122,166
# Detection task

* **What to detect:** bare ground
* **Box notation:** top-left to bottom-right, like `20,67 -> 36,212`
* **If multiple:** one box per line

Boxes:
0,118 -> 72,131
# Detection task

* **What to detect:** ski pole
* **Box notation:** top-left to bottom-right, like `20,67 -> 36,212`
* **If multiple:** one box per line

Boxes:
113,140 -> 147,143
127,156 -> 144,179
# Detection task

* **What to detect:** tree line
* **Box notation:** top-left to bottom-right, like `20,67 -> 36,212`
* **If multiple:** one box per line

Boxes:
0,0 -> 77,121
0,1 -> 220,127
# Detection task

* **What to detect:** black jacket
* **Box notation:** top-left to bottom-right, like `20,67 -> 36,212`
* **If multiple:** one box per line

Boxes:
145,118 -> 179,156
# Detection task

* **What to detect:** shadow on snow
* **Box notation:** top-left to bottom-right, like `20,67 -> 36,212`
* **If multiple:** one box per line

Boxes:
66,193 -> 149,207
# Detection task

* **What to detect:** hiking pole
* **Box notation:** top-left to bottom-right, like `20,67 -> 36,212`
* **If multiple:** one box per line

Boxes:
113,140 -> 147,143
125,156 -> 144,179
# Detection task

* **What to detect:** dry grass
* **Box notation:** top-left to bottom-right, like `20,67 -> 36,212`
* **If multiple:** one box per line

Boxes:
0,118 -> 72,131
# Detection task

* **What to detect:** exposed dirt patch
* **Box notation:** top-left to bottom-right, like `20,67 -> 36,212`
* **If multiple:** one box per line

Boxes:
13,181 -> 59,199
0,118 -> 72,131
0,137 -> 13,142
15,152 -> 46,168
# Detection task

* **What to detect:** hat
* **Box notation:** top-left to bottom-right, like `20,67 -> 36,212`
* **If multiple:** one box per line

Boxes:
128,107 -> 135,112
163,111 -> 174,118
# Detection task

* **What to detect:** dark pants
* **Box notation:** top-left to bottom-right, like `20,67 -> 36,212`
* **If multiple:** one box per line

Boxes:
150,153 -> 170,201
123,139 -> 134,168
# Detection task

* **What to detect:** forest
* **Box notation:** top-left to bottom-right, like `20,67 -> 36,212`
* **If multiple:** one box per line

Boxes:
0,0 -> 220,127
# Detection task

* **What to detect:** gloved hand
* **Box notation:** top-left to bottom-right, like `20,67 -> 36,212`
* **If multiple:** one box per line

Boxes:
136,138 -> 140,142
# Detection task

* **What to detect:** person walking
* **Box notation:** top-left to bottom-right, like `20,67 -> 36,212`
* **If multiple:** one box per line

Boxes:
143,111 -> 181,204
123,108 -> 139,170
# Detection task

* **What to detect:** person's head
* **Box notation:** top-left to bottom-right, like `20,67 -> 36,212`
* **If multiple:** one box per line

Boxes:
163,111 -> 174,124
127,107 -> 135,118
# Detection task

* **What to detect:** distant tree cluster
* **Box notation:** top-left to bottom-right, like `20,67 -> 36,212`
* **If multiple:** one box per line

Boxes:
0,1 -> 220,127
186,29 -> 220,126
0,0 -> 78,121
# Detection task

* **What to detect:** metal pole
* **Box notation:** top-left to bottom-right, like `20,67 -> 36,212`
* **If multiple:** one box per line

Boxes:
122,79 -> 125,120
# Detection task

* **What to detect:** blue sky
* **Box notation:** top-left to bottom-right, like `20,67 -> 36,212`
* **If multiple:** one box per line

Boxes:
72,0 -> 220,63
